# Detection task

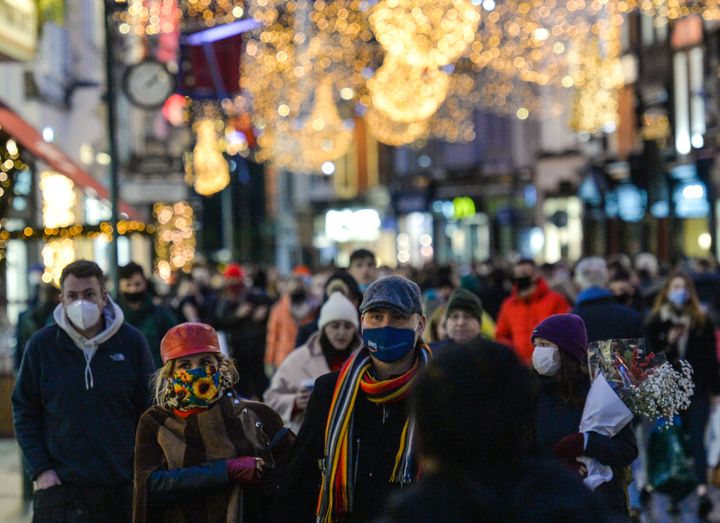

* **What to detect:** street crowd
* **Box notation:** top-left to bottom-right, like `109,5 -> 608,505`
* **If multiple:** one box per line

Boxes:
10,249 -> 720,522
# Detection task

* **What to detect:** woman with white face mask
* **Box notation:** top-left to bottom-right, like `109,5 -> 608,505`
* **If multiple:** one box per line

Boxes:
645,271 -> 719,517
531,314 -> 637,519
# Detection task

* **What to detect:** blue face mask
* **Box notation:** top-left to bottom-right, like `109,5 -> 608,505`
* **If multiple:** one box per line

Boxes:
358,283 -> 369,294
668,289 -> 689,307
362,326 -> 417,363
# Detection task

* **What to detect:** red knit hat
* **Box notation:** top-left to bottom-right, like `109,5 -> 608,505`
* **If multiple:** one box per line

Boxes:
160,322 -> 221,364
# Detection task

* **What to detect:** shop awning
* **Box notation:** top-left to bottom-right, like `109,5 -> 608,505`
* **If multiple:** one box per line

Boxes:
0,100 -> 140,220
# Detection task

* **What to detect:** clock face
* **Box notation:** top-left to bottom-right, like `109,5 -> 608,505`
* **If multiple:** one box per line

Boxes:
123,60 -> 175,110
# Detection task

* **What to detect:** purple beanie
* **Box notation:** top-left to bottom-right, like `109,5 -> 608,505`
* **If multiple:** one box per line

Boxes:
531,314 -> 588,362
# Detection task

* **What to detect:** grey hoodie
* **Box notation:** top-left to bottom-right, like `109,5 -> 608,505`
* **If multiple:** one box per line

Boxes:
53,298 -> 125,389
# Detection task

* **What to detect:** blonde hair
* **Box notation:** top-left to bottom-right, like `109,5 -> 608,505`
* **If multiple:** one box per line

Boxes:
424,305 -> 448,343
649,270 -> 707,329
151,353 -> 240,409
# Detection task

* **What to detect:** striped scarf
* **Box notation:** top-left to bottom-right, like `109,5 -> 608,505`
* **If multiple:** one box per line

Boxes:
316,344 -> 432,522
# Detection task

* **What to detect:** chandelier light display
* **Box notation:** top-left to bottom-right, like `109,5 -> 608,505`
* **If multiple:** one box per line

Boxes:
368,55 -> 450,123
365,105 -> 431,146
113,0 -> 718,173
241,0 -> 633,156
368,0 -> 481,67
190,117 -> 231,196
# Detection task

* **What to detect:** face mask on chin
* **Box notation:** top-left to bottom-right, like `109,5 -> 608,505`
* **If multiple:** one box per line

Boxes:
66,299 -> 103,331
532,345 -> 561,376
363,324 -> 419,363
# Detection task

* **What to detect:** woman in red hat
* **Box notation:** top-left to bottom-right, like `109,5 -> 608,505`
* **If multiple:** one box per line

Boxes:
132,322 -> 293,523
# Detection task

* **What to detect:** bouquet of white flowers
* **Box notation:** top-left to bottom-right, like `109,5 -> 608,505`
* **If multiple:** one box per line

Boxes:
578,339 -> 694,490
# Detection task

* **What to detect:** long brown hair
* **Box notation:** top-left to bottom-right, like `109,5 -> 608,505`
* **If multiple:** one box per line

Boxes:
649,270 -> 707,328
557,350 -> 589,407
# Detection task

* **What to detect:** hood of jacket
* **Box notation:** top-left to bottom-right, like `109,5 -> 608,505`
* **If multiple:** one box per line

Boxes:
575,287 -> 613,306
53,298 -> 125,389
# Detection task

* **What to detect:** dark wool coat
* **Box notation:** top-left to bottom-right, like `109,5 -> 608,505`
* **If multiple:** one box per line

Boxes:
271,371 -> 412,523
572,288 -> 645,343
133,394 -> 293,523
645,312 -> 720,395
534,378 -> 638,517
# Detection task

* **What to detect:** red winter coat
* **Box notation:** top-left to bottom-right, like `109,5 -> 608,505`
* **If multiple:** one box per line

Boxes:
495,278 -> 570,365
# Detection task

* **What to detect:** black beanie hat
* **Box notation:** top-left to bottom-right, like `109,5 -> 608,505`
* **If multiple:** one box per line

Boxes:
446,289 -> 483,324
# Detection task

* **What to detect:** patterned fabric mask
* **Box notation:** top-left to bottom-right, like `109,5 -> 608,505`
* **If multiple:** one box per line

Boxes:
168,364 -> 222,410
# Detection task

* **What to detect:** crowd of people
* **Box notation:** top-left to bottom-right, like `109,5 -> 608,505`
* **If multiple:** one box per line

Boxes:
10,248 -> 720,522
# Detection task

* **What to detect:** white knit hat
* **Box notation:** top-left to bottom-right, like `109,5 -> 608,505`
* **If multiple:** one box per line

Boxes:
318,292 -> 359,330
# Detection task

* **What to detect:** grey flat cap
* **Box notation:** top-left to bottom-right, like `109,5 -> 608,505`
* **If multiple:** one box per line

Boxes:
359,275 -> 423,316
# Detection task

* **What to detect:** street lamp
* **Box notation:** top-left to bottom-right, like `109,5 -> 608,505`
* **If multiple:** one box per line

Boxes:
103,0 -> 123,294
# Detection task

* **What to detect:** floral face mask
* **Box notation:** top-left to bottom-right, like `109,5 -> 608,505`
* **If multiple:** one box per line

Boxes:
169,363 -> 222,410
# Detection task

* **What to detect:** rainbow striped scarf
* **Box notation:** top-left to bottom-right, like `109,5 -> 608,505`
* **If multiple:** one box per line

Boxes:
316,344 -> 432,522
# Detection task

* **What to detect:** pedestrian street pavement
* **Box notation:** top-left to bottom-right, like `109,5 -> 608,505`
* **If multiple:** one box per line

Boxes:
3,434 -> 720,523
0,439 -> 30,523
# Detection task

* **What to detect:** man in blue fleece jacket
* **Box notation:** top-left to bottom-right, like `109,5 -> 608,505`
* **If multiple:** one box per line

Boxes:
12,259 -> 155,522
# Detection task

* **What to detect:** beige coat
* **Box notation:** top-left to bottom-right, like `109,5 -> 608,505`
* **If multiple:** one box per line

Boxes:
264,331 -> 360,434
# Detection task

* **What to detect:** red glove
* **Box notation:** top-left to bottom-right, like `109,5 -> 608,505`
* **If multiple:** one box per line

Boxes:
226,456 -> 263,486
553,432 -> 585,462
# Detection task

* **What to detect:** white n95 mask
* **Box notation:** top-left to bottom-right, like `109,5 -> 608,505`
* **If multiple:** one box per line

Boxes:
66,300 -> 102,331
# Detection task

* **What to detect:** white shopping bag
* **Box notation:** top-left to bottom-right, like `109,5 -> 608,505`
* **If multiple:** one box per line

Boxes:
706,404 -> 720,468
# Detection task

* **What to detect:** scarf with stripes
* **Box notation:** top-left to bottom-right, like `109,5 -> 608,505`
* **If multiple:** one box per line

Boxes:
316,344 -> 432,522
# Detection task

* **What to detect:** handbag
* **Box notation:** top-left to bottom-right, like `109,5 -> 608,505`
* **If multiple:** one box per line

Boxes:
647,417 -> 697,502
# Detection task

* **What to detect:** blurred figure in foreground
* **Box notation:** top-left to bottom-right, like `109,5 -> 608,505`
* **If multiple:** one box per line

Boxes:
377,342 -> 617,523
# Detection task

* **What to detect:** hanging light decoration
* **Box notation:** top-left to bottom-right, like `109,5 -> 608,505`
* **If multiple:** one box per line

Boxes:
368,54 -> 450,123
239,0 -> 635,154
365,105 -> 430,146
294,77 -> 355,171
427,71 -> 476,143
154,201 -> 196,281
115,0 -> 181,36
190,117 -> 231,196
618,0 -> 720,19
183,0 -> 246,28
262,78 -> 355,173
369,0 -> 481,67
570,37 -> 624,134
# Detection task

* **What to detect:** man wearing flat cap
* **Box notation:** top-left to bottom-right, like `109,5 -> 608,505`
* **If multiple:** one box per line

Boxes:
272,275 -> 430,523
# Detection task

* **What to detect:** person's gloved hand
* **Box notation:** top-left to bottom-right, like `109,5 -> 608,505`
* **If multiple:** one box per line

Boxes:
554,432 -> 585,462
226,457 -> 264,486
561,459 -> 588,478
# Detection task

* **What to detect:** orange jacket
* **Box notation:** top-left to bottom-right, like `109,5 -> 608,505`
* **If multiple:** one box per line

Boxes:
495,278 -> 571,365
265,295 -> 315,367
